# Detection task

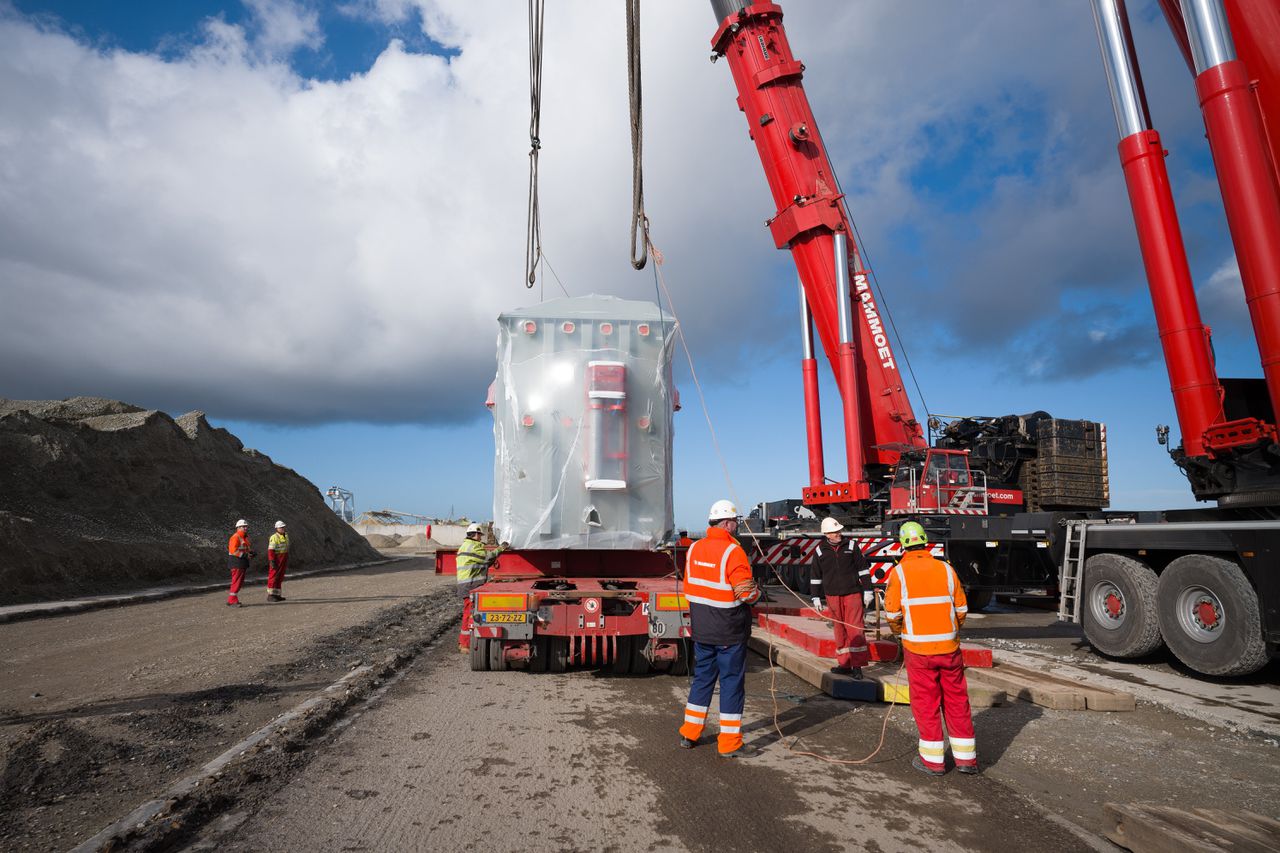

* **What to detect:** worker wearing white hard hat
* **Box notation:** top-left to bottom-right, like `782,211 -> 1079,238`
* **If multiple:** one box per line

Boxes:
456,523 -> 492,652
677,499 -> 761,758
226,519 -> 255,607
267,521 -> 290,602
811,517 -> 870,678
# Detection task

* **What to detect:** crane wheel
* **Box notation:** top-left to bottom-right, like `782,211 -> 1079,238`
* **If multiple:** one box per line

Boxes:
1082,553 -> 1163,659
470,638 -> 490,672
965,588 -> 994,612
488,638 -> 509,672
1157,554 -> 1268,677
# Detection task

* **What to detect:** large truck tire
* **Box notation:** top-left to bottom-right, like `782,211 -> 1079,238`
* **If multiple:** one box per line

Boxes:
630,638 -> 651,675
548,637 -> 568,673
612,637 -> 634,675
489,639 -> 509,672
470,638 -> 490,672
669,640 -> 691,676
965,587 -> 994,612
529,636 -> 549,673
1157,554 -> 1268,677
1082,553 -> 1163,659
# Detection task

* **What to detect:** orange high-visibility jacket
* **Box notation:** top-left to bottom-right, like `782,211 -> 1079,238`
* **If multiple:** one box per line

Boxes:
883,549 -> 968,655
228,530 -> 250,558
684,527 -> 760,610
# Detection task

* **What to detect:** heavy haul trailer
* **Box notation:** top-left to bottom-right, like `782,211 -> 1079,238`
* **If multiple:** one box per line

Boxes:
712,0 -> 1280,677
468,295 -> 692,674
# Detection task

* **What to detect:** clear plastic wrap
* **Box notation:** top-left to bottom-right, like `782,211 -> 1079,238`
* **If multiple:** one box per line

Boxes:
490,295 -> 677,550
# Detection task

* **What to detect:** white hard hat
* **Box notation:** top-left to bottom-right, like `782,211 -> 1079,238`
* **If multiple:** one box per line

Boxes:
466,523 -> 483,534
820,517 -> 844,534
235,519 -> 248,528
275,520 -> 286,529
708,500 -> 739,521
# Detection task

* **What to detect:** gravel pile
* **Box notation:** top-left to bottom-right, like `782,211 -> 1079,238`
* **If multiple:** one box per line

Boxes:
0,397 -> 380,602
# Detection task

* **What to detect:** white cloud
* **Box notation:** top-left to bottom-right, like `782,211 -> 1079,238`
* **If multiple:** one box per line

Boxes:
245,0 -> 323,56
0,1 -> 1226,423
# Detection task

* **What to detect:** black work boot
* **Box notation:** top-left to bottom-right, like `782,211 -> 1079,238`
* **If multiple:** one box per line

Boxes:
678,737 -> 696,750
912,755 -> 946,777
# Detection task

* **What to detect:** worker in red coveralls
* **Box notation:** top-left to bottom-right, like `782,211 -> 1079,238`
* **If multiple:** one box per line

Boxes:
227,519 -> 255,607
884,521 -> 978,776
267,520 -> 289,602
810,517 -> 870,679
677,500 -> 762,758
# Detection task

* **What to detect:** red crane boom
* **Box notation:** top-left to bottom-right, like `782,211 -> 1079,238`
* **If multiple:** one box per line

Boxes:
710,1 -> 925,504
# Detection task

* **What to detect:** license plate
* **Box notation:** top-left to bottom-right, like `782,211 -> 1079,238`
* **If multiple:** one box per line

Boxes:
484,613 -> 528,623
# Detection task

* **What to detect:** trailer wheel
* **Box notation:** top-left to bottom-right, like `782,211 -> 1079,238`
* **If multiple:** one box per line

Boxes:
488,639 -> 508,672
965,588 -> 994,612
548,637 -> 568,673
668,640 -> 690,676
612,637 -> 634,676
1082,553 -> 1163,659
470,638 -> 490,672
631,638 -> 651,675
529,636 -> 549,673
1157,554 -> 1268,677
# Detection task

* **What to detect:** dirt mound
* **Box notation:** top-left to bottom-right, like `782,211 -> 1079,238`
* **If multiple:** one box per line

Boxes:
362,533 -> 401,550
0,397 -> 380,602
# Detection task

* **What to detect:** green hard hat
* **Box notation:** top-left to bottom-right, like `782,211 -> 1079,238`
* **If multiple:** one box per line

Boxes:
899,521 -> 928,548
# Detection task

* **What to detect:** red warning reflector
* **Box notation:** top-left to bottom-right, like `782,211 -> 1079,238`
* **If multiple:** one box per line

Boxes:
521,414 -> 535,428
637,323 -> 650,336
600,322 -> 613,335
562,321 -> 576,334
522,320 -> 537,335
638,415 -> 651,430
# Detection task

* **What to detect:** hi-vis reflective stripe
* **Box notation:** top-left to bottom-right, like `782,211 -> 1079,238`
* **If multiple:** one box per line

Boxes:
684,703 -> 708,727
884,610 -> 902,620
903,595 -> 954,606
685,593 -> 739,609
918,739 -> 946,759
719,713 -> 742,734
950,736 -> 977,760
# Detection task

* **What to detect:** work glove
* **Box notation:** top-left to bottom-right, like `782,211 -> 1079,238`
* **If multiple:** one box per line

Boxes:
811,597 -> 822,611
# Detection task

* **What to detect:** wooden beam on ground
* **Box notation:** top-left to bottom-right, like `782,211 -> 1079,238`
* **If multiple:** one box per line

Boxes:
1104,802 -> 1280,852
748,628 -> 1005,707
967,662 -> 1135,712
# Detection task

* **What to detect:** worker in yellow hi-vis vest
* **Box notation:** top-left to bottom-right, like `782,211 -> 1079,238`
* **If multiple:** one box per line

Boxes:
456,524 -> 490,651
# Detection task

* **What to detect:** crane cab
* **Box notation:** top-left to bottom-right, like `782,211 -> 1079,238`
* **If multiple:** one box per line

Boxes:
888,449 -> 988,516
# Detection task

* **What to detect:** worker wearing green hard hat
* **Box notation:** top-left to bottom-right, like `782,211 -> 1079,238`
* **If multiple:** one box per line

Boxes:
898,521 -> 928,549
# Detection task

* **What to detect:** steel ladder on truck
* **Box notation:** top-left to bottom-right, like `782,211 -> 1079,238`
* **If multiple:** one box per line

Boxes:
1058,519 -> 1105,623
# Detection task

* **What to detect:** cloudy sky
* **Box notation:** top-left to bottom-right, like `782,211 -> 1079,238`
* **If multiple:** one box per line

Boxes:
0,0 -> 1255,527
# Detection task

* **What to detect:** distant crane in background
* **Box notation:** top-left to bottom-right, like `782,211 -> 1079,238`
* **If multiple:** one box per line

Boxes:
325,486 -> 355,522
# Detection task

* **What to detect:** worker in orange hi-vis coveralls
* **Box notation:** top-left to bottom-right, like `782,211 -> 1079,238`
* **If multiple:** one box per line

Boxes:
677,500 -> 762,759
267,520 -> 290,602
227,519 -> 255,607
883,521 -> 978,777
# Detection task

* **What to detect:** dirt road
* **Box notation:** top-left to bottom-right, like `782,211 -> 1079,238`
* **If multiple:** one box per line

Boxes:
4,578 -> 1278,851
0,559 -> 452,851
193,631 -> 1278,852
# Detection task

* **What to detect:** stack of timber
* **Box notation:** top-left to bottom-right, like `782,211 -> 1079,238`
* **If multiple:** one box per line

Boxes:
1104,803 -> 1280,852
1021,417 -> 1110,510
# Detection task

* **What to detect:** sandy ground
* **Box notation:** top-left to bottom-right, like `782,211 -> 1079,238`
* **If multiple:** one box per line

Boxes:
3,576 -> 1278,852
0,559 -> 451,851
200,626 -> 1279,852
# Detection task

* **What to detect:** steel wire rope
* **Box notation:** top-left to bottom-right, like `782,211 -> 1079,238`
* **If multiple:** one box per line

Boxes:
626,0 -> 650,270
524,0 -> 546,291
644,232 -> 908,766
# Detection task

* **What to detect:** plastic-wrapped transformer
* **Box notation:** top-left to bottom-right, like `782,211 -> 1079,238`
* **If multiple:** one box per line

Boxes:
490,295 -> 677,550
